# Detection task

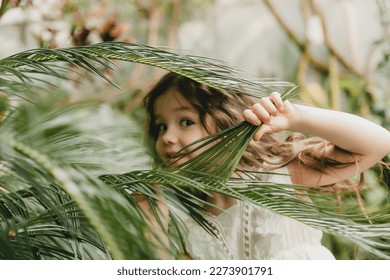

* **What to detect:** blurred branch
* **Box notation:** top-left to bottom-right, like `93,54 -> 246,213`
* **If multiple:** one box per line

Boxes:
0,0 -> 9,17
311,0 -> 362,77
123,0 -> 184,111
168,0 -> 182,48
373,0 -> 390,73
296,1 -> 309,86
126,1 -> 165,93
264,0 -> 364,79
263,0 -> 327,74
329,54 -> 341,110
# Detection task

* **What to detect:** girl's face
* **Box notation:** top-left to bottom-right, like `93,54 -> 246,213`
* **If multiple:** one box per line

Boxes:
153,89 -> 216,167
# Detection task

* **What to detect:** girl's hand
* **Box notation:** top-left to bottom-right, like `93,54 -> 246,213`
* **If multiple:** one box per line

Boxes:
243,92 -> 297,141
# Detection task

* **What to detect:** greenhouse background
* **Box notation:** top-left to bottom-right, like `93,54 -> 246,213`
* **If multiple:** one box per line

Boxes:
0,0 -> 389,260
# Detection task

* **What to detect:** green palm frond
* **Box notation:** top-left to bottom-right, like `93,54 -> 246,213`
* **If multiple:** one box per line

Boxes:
0,42 -> 294,98
0,97 -> 157,259
1,41 -> 389,260
163,108 -> 390,259
165,86 -> 298,180
227,179 -> 390,259
103,166 -> 390,259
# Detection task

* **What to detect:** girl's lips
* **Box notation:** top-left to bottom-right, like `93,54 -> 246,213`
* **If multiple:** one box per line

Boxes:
164,152 -> 185,165
166,153 -> 182,160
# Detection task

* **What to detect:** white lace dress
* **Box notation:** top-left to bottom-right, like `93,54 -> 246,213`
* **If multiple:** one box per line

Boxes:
183,170 -> 335,260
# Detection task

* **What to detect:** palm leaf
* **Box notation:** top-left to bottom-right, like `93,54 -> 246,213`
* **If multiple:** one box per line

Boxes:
1,41 -> 388,260
0,42 -> 297,259
165,86 -> 298,180
159,111 -> 390,259
227,179 -> 390,259
0,98 -> 158,259
0,42 -> 294,99
103,164 -> 390,259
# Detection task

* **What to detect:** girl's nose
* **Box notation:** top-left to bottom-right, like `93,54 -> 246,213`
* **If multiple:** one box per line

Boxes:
161,127 -> 178,144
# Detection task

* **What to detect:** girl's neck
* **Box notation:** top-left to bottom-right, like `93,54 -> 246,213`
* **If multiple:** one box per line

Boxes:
204,192 -> 237,216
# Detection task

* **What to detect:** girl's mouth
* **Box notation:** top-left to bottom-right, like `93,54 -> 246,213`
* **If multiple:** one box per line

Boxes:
165,152 -> 186,166
166,152 -> 183,160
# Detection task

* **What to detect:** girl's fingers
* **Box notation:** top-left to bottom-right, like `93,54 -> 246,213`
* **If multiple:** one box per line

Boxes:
270,91 -> 284,112
243,109 -> 262,126
245,92 -> 284,125
259,97 -> 279,117
252,103 -> 272,123
283,99 -> 294,112
243,92 -> 290,140
244,109 -> 271,141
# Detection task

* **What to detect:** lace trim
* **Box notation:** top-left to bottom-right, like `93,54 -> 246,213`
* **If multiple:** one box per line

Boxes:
185,202 -> 330,260
242,201 -> 251,259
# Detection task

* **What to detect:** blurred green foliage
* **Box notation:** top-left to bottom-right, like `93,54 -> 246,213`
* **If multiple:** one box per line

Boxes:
0,0 -> 389,260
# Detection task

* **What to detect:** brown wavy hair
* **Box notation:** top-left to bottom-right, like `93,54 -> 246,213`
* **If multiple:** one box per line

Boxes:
144,72 -> 355,174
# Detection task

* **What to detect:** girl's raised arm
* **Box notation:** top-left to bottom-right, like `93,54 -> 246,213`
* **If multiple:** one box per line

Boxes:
243,92 -> 390,186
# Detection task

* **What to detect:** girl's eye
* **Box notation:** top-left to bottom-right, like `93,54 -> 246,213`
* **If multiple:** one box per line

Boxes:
180,119 -> 194,127
156,123 -> 167,133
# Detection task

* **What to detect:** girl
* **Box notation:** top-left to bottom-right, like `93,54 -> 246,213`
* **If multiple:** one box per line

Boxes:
143,72 -> 390,259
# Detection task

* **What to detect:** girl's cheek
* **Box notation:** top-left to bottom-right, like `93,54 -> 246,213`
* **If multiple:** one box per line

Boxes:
155,141 -> 162,158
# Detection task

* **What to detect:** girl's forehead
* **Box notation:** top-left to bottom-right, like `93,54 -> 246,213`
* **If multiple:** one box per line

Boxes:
160,88 -> 187,103
154,89 -> 196,115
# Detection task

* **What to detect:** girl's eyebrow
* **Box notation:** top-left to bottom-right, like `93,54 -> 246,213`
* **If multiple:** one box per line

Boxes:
174,105 -> 195,112
155,105 -> 196,119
